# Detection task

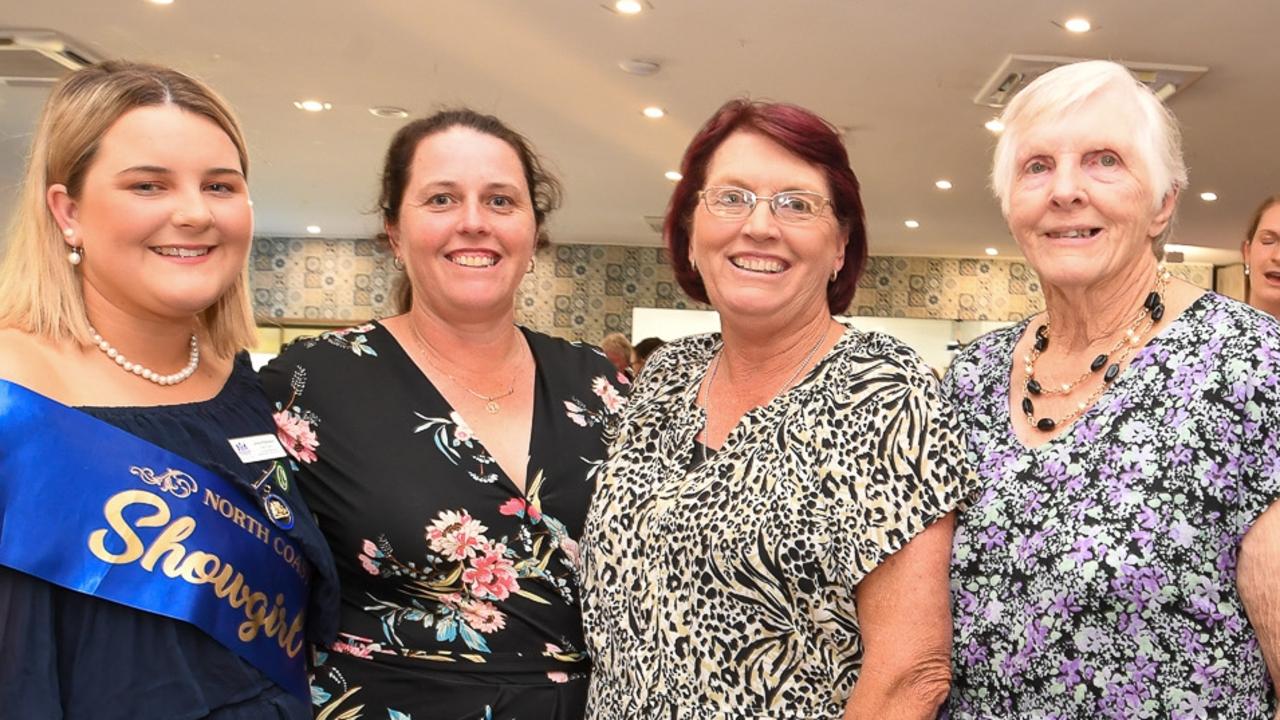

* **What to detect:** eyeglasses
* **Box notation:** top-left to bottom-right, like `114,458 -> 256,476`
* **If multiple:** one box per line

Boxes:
698,185 -> 832,224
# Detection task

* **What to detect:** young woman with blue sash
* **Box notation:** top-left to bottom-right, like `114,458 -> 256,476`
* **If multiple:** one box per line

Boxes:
0,61 -> 338,719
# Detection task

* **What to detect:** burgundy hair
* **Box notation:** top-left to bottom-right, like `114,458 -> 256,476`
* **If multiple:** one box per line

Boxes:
664,99 -> 868,313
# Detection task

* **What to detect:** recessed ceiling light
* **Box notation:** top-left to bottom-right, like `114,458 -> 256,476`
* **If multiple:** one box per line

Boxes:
985,247 -> 999,256
369,106 -> 409,119
619,59 -> 661,76
1200,192 -> 1219,202
985,118 -> 1005,133
294,100 -> 332,112
1063,17 -> 1092,33
935,180 -> 953,190
147,0 -> 174,5
642,106 -> 666,119
615,0 -> 643,14
306,225 -> 322,234
904,220 -> 920,229
664,170 -> 682,181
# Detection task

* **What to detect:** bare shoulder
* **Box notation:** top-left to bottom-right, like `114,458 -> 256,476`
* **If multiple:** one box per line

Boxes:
0,327 -> 72,395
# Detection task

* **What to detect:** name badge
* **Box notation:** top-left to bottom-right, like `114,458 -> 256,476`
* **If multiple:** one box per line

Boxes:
228,434 -> 288,464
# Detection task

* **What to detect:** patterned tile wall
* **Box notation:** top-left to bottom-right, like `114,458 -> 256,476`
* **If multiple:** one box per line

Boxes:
250,236 -> 1214,342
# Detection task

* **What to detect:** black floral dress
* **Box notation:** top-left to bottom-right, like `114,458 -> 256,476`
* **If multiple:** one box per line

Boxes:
260,323 -> 625,720
943,293 -> 1280,719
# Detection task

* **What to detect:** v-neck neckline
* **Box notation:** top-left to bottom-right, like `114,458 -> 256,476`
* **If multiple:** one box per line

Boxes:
375,320 -> 544,499
684,324 -> 854,462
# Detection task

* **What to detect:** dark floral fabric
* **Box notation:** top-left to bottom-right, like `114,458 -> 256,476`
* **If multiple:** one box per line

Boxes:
581,325 -> 972,719
260,322 -> 625,720
943,293 -> 1280,719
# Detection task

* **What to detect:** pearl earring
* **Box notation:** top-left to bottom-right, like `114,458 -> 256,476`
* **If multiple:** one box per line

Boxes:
689,256 -> 697,272
63,228 -> 82,266
1245,265 -> 1251,276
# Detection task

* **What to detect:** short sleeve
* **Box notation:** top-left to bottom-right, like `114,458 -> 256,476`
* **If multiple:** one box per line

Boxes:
1235,324 -> 1280,533
825,343 -> 975,589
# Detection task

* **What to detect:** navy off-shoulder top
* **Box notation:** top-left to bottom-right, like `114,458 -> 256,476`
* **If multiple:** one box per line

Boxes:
0,354 -> 338,719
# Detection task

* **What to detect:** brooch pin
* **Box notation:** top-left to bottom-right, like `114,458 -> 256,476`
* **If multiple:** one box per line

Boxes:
252,462 -> 295,530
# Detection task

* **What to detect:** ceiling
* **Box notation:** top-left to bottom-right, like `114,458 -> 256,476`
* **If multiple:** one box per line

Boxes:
3,1 -> 1278,266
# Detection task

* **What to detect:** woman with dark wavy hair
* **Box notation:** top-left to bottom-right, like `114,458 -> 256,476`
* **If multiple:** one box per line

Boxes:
580,99 -> 972,718
262,109 -> 625,719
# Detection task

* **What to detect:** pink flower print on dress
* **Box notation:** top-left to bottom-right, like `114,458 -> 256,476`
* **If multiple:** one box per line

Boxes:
498,497 -> 542,522
498,497 -> 526,517
357,538 -> 383,575
450,411 -> 474,443
559,536 -> 580,566
273,411 -> 319,463
459,598 -> 507,633
426,510 -> 488,560
592,376 -> 625,413
463,541 -> 519,601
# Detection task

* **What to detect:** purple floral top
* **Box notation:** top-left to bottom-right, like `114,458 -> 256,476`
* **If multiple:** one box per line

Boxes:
942,293 -> 1280,719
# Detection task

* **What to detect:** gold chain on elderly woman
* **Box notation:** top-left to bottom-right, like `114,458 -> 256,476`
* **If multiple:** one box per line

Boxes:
1020,265 -> 1171,432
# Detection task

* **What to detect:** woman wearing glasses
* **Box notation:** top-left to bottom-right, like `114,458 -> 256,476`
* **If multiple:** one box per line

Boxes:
579,100 -> 971,718
1242,194 -> 1280,320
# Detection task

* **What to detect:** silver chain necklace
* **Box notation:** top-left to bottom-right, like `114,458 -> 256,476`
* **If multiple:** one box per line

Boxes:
700,324 -> 831,465
409,322 -> 523,414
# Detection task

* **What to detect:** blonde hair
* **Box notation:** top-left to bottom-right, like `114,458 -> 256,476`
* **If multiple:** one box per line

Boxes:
599,332 -> 634,361
0,60 -> 255,358
990,60 -> 1188,256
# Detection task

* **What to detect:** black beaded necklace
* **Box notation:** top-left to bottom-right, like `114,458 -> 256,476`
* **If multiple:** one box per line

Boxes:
1021,267 -> 1170,432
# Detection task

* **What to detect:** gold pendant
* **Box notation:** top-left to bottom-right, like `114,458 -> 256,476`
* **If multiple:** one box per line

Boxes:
485,400 -> 501,414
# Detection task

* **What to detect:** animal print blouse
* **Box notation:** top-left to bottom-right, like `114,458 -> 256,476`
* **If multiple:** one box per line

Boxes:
580,324 -> 973,718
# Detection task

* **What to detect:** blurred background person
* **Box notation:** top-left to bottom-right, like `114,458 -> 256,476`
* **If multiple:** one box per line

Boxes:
262,109 -> 625,719
630,336 -> 665,377
1242,193 -> 1280,320
0,61 -> 337,719
945,61 -> 1279,718
581,99 -> 970,719
598,332 -> 635,379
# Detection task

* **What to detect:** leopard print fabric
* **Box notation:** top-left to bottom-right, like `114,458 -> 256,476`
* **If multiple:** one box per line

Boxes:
580,325 -> 973,719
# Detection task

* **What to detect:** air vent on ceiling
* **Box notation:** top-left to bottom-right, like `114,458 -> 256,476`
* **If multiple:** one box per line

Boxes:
974,54 -> 1208,108
644,215 -> 664,233
0,29 -> 100,86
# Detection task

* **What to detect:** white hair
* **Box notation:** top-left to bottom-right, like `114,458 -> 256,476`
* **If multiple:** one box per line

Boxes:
990,60 -> 1188,225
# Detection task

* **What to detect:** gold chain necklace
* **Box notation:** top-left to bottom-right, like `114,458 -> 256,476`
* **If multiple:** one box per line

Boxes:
409,322 -> 523,414
1020,266 -> 1170,432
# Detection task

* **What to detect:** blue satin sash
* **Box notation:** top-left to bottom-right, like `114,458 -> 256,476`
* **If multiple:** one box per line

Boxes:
0,380 -> 309,699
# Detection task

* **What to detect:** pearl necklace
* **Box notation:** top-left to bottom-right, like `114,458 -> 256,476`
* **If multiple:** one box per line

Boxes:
89,327 -> 200,386
1021,267 -> 1169,432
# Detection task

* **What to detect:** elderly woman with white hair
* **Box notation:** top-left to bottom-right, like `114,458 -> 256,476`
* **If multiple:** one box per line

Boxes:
944,60 -> 1280,717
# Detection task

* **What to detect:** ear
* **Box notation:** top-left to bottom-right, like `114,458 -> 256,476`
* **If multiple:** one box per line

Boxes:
1241,238 -> 1251,265
46,183 -> 79,239
1148,187 -> 1179,240
833,223 -> 848,277
385,220 -> 401,256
